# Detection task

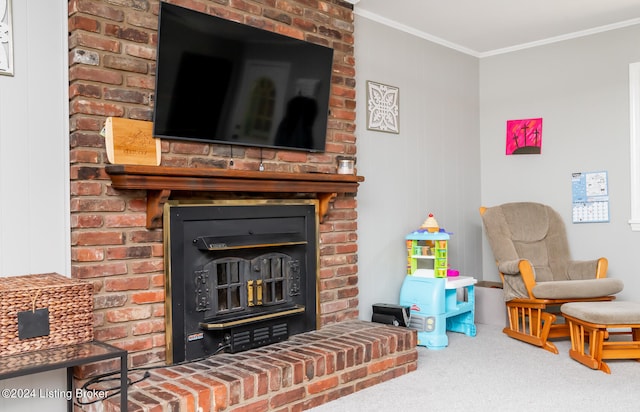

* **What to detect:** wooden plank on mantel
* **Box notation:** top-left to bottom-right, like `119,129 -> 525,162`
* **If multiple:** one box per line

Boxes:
104,118 -> 161,166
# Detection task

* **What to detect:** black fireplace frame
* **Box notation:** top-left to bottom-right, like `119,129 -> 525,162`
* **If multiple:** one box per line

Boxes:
163,199 -> 319,364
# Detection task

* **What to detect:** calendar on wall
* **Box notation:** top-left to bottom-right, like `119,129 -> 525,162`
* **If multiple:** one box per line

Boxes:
571,171 -> 609,223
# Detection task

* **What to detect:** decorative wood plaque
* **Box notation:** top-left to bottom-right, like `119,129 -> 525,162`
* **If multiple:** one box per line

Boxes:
104,117 -> 161,166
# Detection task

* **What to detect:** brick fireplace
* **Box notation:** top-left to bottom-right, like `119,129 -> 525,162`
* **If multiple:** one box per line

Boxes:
70,0 -> 359,376
67,1 -> 419,410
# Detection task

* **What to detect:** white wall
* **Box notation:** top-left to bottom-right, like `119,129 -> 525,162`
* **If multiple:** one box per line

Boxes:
479,25 -> 640,302
0,1 -> 69,275
355,15 -> 640,317
354,15 -> 482,321
0,1 -> 69,411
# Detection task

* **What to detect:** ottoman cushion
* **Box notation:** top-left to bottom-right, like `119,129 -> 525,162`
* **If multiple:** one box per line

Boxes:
561,301 -> 640,325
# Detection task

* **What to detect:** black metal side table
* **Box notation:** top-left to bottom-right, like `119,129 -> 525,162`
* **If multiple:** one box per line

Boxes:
0,341 -> 127,412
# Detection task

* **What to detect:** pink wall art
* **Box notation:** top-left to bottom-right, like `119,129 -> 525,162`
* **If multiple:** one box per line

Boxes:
506,118 -> 542,155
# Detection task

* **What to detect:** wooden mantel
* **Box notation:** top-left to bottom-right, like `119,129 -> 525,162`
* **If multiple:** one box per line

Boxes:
105,165 -> 365,228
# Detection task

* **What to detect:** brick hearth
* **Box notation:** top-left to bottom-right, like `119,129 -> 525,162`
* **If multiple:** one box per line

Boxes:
86,321 -> 417,411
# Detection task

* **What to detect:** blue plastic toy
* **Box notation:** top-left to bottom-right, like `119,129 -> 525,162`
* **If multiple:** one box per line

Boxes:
399,275 -> 477,349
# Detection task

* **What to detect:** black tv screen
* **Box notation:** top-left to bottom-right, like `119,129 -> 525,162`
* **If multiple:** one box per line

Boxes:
153,3 -> 334,153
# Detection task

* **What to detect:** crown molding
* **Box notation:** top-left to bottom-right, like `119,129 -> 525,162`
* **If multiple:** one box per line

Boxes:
354,10 -> 640,58
480,17 -> 640,57
354,9 -> 479,57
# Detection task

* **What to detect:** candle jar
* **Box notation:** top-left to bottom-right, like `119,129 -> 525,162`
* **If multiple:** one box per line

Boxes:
336,156 -> 355,174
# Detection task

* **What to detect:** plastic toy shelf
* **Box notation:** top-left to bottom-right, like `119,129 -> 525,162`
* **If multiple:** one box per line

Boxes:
400,275 -> 477,349
406,231 -> 449,278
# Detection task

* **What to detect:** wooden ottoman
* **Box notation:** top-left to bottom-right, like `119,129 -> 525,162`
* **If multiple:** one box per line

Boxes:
561,301 -> 640,374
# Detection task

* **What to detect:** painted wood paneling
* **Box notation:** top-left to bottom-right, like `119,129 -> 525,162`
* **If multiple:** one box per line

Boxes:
0,2 -> 68,411
0,0 -> 69,277
354,15 -> 482,322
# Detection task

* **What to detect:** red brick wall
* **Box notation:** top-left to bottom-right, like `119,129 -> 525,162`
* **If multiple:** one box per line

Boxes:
68,0 -> 358,372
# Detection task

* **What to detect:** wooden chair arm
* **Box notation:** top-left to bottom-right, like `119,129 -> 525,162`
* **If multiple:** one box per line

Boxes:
596,257 -> 608,279
518,259 -> 537,299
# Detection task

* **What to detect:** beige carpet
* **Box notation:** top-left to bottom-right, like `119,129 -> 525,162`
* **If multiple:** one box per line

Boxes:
309,323 -> 640,411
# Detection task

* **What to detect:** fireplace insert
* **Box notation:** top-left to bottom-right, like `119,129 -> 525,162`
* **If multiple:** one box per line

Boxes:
164,199 -> 318,364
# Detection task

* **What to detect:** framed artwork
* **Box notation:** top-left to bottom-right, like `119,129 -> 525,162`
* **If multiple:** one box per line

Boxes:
0,0 -> 13,76
366,80 -> 399,134
506,117 -> 542,155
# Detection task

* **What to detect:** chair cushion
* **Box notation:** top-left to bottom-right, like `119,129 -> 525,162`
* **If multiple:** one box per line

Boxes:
561,301 -> 640,325
482,202 -> 574,283
532,278 -> 624,299
501,202 -> 550,242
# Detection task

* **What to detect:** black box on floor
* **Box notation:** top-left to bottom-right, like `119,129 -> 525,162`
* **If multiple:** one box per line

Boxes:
372,303 -> 410,327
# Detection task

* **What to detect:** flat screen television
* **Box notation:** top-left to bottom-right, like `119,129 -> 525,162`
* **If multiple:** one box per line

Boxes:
153,2 -> 334,153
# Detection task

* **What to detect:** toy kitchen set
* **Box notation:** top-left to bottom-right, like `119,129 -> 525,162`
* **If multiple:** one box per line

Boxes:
374,213 -> 477,349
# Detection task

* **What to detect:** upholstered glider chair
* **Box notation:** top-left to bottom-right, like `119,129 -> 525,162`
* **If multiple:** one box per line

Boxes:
479,202 -> 624,354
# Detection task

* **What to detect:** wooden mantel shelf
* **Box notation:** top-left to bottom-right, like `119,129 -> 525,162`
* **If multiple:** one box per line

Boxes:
105,165 -> 365,228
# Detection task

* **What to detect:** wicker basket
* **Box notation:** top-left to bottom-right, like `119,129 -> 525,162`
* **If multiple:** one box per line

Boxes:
0,273 -> 94,356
